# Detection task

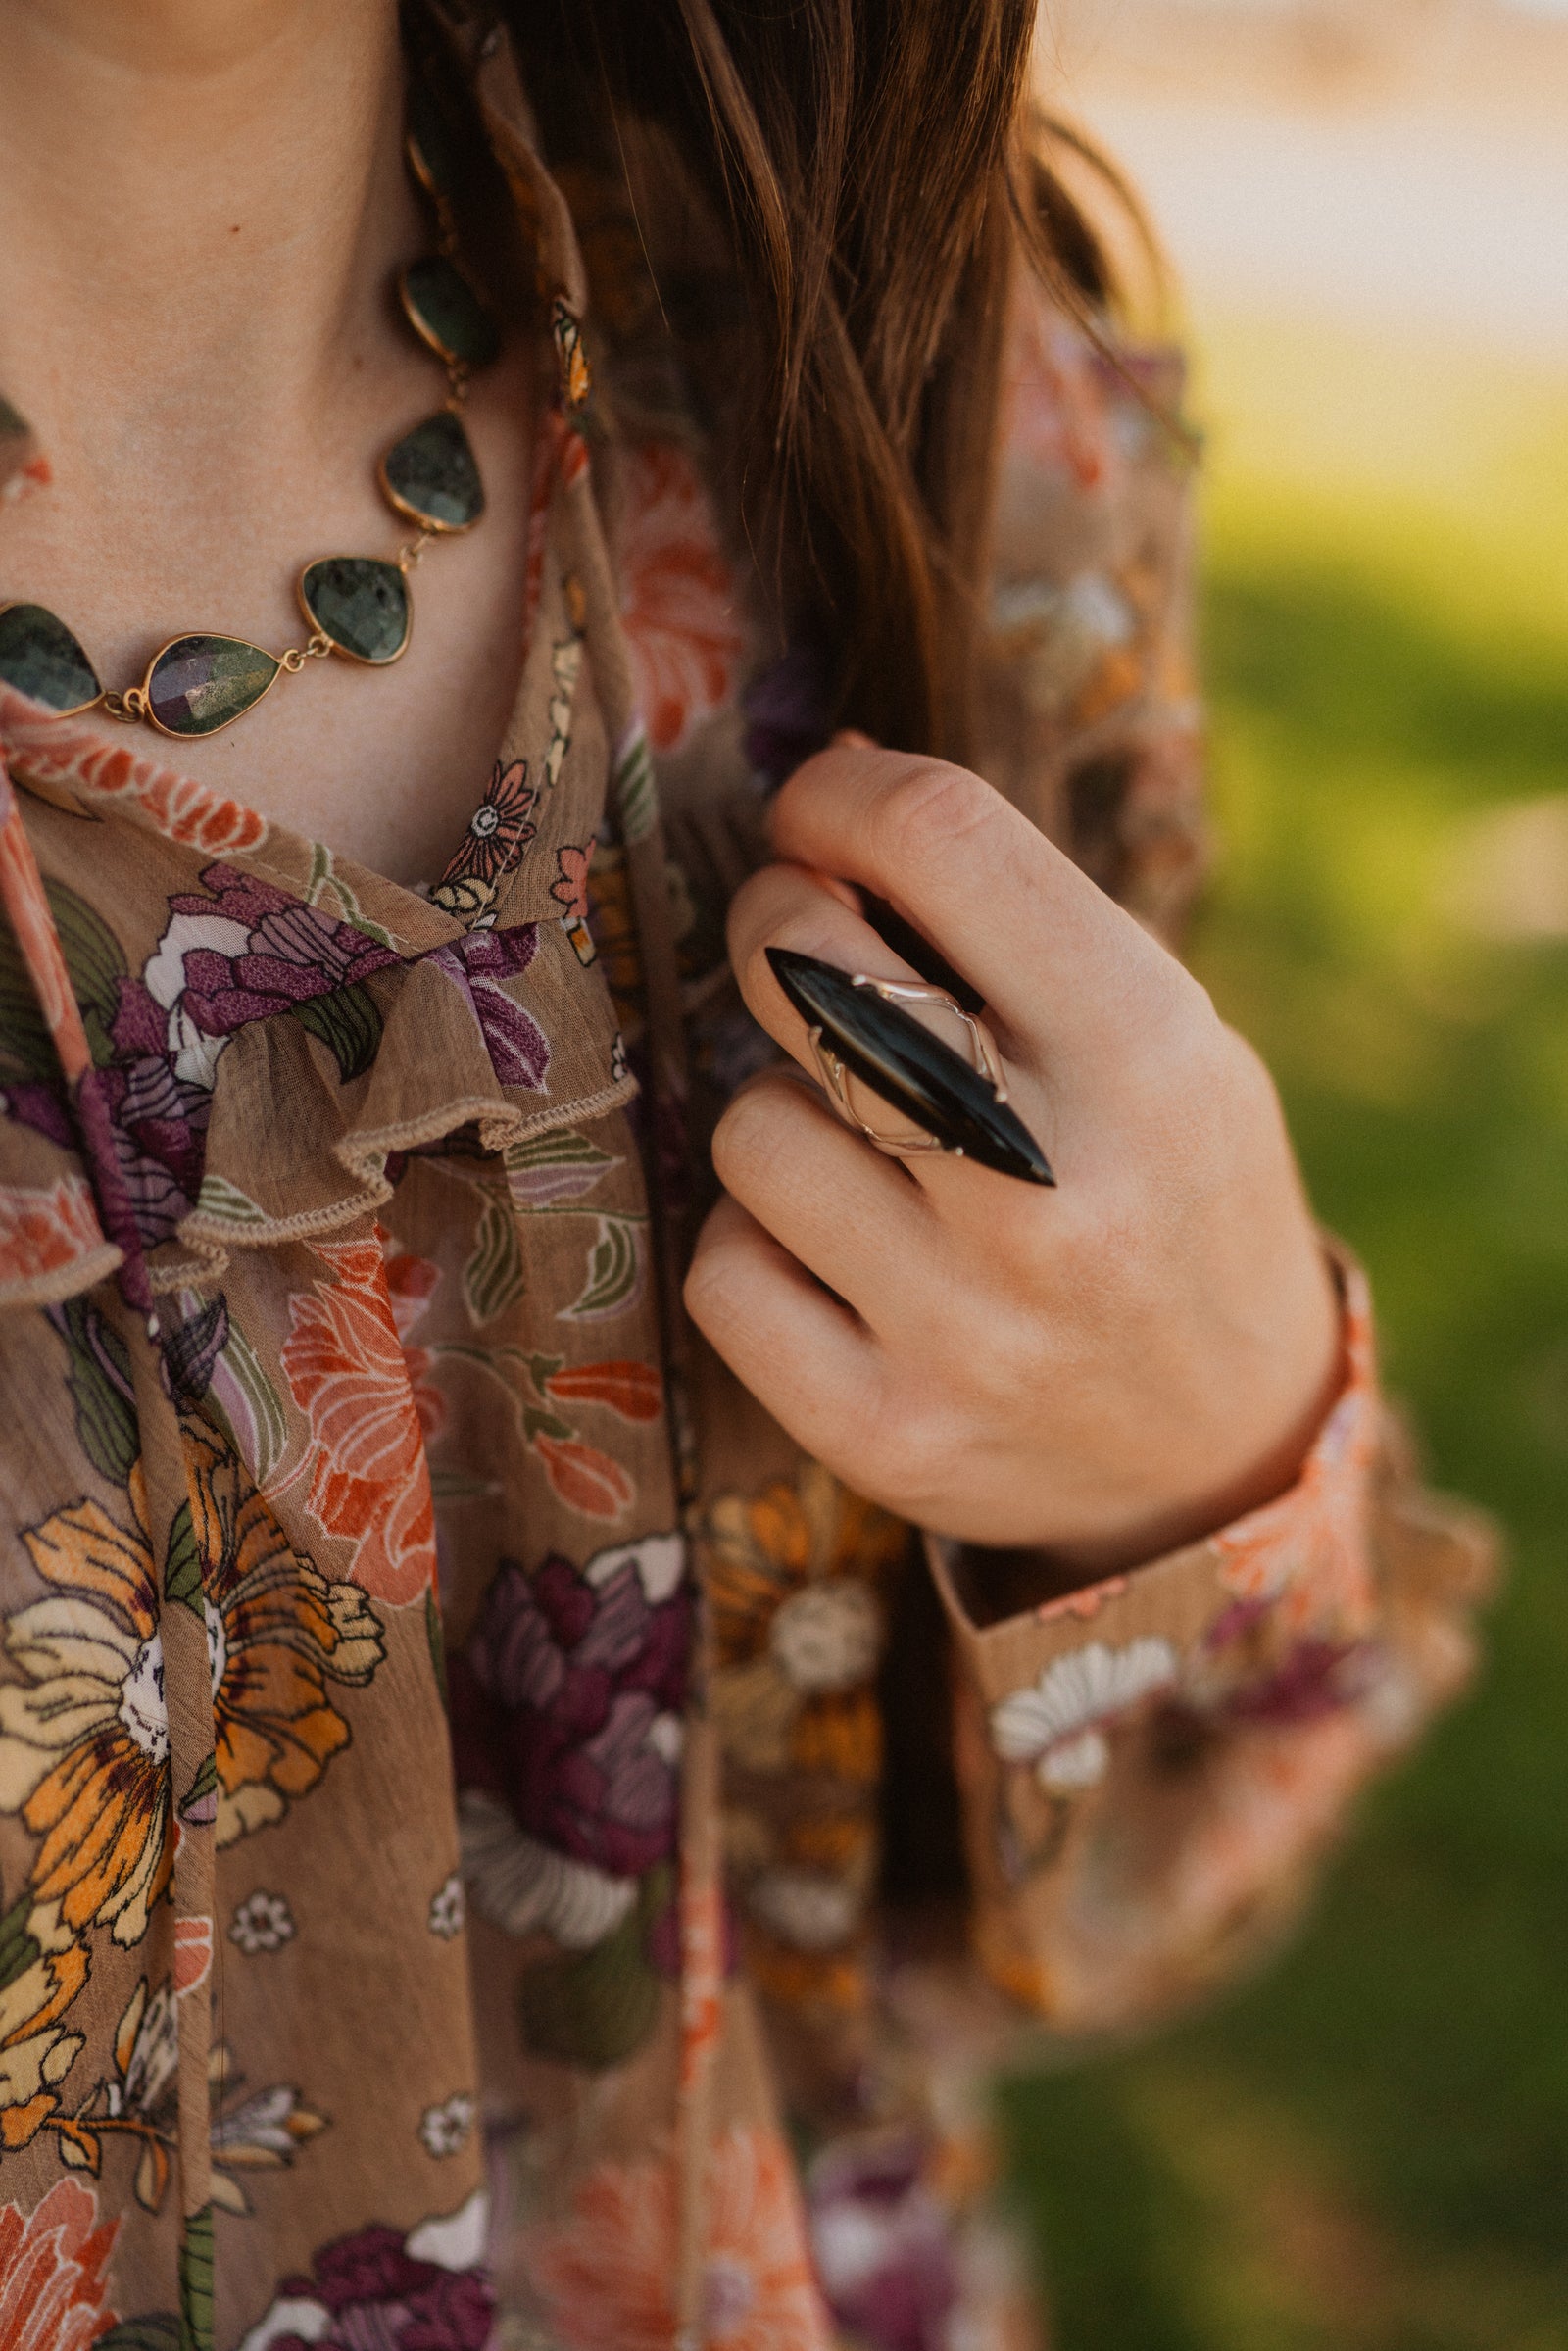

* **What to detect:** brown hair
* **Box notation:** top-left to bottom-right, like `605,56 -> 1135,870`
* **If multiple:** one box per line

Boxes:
502,0 -> 1129,759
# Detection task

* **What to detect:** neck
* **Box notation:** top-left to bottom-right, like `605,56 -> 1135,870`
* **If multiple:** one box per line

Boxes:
0,1 -> 419,476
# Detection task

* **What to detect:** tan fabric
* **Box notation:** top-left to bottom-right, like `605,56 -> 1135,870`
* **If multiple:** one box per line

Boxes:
0,29 -> 1494,2351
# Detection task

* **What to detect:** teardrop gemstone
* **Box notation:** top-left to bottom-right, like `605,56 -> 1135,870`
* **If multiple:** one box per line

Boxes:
400,254 -> 501,371
145,635 -> 280,737
379,410 -> 485,533
0,602 -> 101,714
299,557 -> 411,665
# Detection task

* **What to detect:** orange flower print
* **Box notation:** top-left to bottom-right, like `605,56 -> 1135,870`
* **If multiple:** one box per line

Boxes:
0,1463 -> 173,1946
533,1434 -> 635,1521
705,1462 -> 905,1784
0,1900 -> 89,2153
0,1416 -> 384,1933
616,440 -> 745,755
552,841 -> 592,923
282,1231 -> 442,1605
0,1178 -> 114,1299
0,2178 -> 120,2351
0,689 -> 267,856
526,2126 -> 831,2351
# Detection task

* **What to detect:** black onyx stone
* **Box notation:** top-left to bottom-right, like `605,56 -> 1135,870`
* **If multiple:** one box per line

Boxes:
300,557 -> 411,665
145,636 -> 280,737
0,602 -> 101,713
379,409 -> 485,533
400,254 -> 500,371
765,947 -> 1055,1186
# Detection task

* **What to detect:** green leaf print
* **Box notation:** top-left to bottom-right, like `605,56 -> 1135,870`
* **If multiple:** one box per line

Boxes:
462,1189 -> 526,1326
0,1886 -> 41,1995
515,1891 -> 662,2071
164,1500 -> 203,1616
215,1316 -> 289,1488
191,1173 -> 267,1228
560,1217 -> 644,1322
55,1295 -> 139,1488
291,980 -> 384,1083
97,2321 -> 180,2351
178,2205 -> 215,2351
504,1126 -> 618,1210
426,1585 -> 448,1715
45,881 -> 127,1069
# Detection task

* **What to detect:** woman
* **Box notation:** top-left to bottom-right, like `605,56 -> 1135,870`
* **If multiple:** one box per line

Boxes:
0,1 -> 1493,2342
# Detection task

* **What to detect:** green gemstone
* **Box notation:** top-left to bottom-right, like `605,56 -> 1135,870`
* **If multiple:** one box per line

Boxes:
0,602 -> 101,713
380,409 -> 485,533
406,83 -> 459,207
146,635 -> 280,737
299,557 -> 411,665
401,253 -> 500,371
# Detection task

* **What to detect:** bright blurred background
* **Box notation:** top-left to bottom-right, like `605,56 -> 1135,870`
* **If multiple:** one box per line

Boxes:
1004,4 -> 1568,2343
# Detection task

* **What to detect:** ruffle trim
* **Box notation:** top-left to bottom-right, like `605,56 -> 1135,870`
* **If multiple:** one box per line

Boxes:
0,913 -> 637,1305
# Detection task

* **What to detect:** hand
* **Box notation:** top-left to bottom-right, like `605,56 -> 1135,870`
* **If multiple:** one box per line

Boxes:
683,744 -> 1343,1574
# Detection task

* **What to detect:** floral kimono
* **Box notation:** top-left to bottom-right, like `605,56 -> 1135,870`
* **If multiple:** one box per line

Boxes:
0,21 -> 1495,2351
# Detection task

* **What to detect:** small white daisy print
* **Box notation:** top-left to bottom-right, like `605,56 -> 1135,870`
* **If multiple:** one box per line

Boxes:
228,1891 -> 295,1955
419,2093 -> 475,2159
428,1873 -> 466,1938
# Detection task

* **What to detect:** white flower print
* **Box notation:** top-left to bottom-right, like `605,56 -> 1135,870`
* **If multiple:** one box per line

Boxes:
748,1866 -> 864,1953
419,2093 -> 475,2159
428,1874 -> 466,1939
458,1788 -> 635,1951
768,1578 -> 880,1695
228,1891 -> 295,1955
989,1637 -> 1179,1790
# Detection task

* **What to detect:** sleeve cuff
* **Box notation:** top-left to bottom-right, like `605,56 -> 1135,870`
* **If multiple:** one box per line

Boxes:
927,1245 -> 1382,1786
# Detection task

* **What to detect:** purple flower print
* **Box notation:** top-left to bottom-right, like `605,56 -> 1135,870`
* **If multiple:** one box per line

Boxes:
267,2207 -> 495,2351
113,861 -> 400,1087
450,1537 -> 692,1880
431,922 -> 551,1092
807,2136 -> 961,2351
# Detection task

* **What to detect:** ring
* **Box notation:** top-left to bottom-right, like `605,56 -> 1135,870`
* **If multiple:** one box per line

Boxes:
807,976 -> 1009,1158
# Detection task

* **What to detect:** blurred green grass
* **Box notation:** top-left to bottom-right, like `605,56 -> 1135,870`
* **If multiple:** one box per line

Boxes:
1002,318 -> 1568,2350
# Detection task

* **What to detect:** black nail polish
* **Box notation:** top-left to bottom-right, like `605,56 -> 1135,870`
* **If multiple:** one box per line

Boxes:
766,947 -> 1054,1186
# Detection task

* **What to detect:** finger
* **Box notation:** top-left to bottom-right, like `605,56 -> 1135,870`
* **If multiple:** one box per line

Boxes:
684,1190 -> 886,1462
710,1068 -> 937,1329
726,859 -> 1046,1199
768,743 -> 1191,1049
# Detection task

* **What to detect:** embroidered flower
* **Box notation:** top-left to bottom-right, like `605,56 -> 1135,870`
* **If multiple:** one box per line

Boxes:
450,1533 -> 690,1893
427,1874 -> 465,1939
0,1415 -> 384,1936
229,1891 -> 295,1955
705,1462 -> 905,1784
438,758 -> 538,892
617,440 -> 746,754
0,2178 -> 120,2351
418,2092 -> 474,2159
282,1232 -> 443,1607
525,2125 -> 830,2351
243,2192 -> 494,2351
989,1637 -> 1179,1792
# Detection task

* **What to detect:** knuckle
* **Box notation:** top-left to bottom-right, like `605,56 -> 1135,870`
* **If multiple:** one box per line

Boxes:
710,1084 -> 790,1192
876,759 -> 1001,870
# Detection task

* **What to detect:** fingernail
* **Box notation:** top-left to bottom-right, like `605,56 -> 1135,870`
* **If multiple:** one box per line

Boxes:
765,947 -> 1054,1186
831,728 -> 876,749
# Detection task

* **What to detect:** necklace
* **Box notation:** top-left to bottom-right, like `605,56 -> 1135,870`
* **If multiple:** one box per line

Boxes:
0,95 -> 500,741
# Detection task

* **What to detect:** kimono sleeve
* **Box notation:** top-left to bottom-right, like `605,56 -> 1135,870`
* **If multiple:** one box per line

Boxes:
931,284 -> 1499,2033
